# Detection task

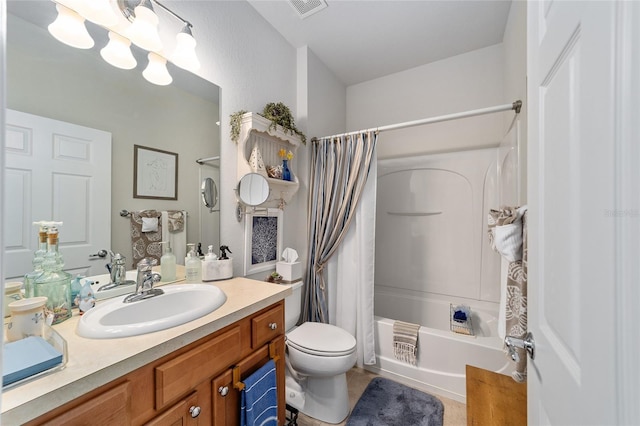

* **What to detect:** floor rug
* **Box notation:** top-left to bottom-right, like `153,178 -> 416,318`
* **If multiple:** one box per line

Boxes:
346,377 -> 444,426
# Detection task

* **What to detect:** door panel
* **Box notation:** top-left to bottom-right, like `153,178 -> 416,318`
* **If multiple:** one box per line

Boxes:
527,1 -> 618,424
4,109 -> 111,278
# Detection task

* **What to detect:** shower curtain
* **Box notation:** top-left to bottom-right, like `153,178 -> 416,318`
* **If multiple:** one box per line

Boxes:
303,131 -> 377,366
326,153 -> 377,366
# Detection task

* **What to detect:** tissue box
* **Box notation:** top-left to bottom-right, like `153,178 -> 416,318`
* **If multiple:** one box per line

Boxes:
276,261 -> 301,282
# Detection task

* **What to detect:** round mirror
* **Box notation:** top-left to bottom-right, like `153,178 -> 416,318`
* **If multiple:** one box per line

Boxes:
201,177 -> 218,211
237,173 -> 269,206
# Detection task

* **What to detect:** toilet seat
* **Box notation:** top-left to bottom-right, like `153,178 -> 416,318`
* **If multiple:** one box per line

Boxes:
286,322 -> 356,357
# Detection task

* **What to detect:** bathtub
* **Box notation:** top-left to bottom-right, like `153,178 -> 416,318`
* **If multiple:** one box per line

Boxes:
369,148 -> 515,402
367,289 -> 511,403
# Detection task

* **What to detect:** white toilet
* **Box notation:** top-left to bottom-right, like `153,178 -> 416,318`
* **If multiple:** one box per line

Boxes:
284,281 -> 357,424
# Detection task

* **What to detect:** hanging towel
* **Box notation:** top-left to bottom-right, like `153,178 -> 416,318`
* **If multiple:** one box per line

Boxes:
392,320 -> 420,366
488,206 -> 528,383
240,359 -> 278,426
161,210 -> 187,265
130,210 -> 162,268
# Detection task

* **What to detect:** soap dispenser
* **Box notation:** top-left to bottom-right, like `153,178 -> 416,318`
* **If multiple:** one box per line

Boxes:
185,243 -> 202,283
160,241 -> 177,282
201,245 -> 218,282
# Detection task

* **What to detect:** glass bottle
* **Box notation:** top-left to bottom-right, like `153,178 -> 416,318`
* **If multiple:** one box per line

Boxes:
23,228 -> 48,298
185,243 -> 202,283
34,227 -> 72,324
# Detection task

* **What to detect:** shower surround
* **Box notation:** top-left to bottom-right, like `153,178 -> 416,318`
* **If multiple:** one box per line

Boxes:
368,148 -> 510,402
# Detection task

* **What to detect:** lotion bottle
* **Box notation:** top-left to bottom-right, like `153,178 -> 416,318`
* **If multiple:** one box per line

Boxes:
160,241 -> 177,282
201,245 -> 218,282
185,243 -> 202,283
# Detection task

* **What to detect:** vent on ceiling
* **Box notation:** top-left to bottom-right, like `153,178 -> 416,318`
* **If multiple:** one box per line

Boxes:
288,0 -> 328,19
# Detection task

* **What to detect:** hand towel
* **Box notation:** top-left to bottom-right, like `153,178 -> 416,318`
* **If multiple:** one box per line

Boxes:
130,210 -> 162,268
161,211 -> 187,265
241,359 -> 278,426
393,320 -> 420,366
141,217 -> 159,232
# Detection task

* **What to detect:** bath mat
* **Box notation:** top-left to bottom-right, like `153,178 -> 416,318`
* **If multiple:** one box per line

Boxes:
347,377 -> 444,426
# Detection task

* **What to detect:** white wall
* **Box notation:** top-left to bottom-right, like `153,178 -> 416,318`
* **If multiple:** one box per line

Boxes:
141,1 -> 299,278
347,44 -> 507,159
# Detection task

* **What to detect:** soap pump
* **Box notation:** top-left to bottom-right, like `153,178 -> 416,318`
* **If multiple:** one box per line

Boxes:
201,245 -> 218,282
185,243 -> 202,283
160,241 -> 177,282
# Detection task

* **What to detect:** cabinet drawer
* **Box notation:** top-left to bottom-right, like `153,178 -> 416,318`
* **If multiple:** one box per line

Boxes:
251,303 -> 284,348
155,326 -> 241,409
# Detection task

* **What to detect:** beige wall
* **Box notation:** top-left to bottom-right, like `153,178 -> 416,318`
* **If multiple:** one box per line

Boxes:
502,0 -> 528,204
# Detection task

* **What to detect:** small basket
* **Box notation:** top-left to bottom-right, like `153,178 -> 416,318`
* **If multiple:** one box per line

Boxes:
450,304 -> 474,336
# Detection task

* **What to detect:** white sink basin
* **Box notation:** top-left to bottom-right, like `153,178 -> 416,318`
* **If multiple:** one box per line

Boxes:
76,284 -> 227,339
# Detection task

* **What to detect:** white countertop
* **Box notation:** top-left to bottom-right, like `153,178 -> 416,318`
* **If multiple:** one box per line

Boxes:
1,277 -> 292,424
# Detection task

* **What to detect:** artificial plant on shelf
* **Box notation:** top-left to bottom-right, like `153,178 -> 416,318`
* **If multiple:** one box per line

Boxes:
229,102 -> 306,145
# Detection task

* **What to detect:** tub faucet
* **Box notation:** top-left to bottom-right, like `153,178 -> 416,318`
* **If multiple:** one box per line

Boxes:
123,258 -> 163,303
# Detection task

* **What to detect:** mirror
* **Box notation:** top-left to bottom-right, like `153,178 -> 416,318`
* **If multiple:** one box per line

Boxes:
201,177 -> 218,212
5,3 -> 221,275
237,174 -> 270,206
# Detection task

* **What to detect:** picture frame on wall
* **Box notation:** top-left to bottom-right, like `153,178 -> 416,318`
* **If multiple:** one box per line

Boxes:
133,144 -> 178,200
244,208 -> 283,275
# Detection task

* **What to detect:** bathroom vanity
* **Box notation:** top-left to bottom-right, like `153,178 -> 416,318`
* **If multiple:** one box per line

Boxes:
2,278 -> 291,425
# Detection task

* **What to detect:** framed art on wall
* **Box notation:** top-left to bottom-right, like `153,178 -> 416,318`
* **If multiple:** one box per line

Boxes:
133,145 -> 178,200
244,208 -> 283,275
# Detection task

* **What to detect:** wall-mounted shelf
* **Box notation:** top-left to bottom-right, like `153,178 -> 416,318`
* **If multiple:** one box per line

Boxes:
236,112 -> 302,209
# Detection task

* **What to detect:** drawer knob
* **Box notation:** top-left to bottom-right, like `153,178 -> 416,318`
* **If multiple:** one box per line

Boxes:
218,386 -> 229,396
189,405 -> 201,418
269,322 -> 278,330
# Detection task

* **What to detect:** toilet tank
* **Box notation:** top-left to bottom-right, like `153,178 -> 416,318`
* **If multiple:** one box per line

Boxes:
285,281 -> 303,331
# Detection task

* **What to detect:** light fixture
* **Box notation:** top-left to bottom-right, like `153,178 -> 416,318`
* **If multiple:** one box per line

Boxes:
143,52 -> 172,86
80,0 -> 119,27
126,0 -> 163,52
47,0 -> 201,86
100,31 -> 137,69
48,3 -> 94,49
172,23 -> 200,72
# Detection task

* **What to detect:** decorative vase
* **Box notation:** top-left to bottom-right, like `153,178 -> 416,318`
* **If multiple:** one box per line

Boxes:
282,159 -> 292,181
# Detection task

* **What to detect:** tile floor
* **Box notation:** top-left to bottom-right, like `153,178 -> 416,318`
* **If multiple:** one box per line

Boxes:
294,367 -> 467,426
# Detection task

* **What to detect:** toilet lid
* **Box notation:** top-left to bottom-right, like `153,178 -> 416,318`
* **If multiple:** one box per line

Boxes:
286,322 -> 356,356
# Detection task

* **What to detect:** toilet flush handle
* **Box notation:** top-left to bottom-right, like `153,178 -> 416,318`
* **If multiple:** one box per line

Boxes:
269,322 -> 278,330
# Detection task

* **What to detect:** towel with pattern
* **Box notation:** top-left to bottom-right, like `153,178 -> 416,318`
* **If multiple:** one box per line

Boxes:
130,210 -> 162,268
241,359 -> 278,426
393,320 -> 420,366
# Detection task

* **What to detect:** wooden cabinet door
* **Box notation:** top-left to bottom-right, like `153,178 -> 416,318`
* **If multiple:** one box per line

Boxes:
212,336 -> 286,426
211,369 -> 240,426
146,392 -> 203,426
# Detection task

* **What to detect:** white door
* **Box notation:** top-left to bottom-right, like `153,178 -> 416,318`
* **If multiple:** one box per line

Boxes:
527,1 -> 639,424
4,109 -> 111,278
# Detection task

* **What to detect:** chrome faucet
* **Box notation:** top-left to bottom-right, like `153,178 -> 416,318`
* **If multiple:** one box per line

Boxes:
123,258 -> 163,303
98,251 -> 134,291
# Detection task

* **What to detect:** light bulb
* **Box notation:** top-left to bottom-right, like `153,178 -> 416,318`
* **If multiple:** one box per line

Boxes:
100,32 -> 137,70
172,24 -> 200,72
48,3 -> 94,49
81,0 -> 119,27
126,0 -> 163,52
142,52 -> 172,86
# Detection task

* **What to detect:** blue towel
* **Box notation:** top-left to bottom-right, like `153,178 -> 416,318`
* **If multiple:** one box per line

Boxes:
241,359 -> 278,426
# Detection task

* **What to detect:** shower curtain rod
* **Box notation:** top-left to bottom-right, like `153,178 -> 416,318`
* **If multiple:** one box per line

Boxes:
313,100 -> 522,141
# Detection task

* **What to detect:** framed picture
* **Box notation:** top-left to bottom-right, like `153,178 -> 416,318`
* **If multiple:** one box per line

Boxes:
244,208 -> 283,275
133,145 -> 178,200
